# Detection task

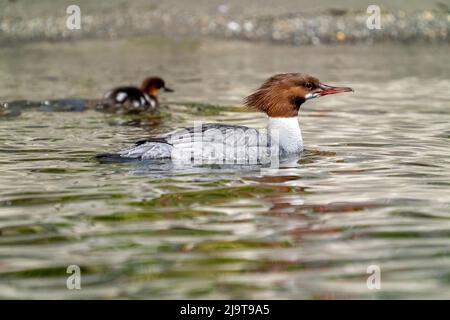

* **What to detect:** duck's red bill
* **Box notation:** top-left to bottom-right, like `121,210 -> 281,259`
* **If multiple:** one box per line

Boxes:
319,83 -> 353,96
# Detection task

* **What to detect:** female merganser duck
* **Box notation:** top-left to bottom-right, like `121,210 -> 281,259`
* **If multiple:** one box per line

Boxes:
99,73 -> 352,163
97,77 -> 174,112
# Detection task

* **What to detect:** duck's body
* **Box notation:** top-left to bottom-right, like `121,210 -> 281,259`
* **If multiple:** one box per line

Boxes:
118,118 -> 303,161
103,86 -> 157,110
97,77 -> 173,112
100,73 -> 352,163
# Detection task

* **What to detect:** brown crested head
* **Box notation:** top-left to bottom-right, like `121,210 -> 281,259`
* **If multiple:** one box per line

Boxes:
141,77 -> 174,97
244,73 -> 353,117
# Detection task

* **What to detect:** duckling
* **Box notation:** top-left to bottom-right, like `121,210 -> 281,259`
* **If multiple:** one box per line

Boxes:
97,77 -> 173,113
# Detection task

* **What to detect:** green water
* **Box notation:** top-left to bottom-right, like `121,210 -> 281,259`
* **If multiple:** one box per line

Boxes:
0,38 -> 450,299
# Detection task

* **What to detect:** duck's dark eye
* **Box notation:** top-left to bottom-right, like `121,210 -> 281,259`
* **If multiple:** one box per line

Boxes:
305,83 -> 313,90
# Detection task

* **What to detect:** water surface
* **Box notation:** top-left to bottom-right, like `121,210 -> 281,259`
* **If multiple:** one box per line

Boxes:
0,38 -> 450,299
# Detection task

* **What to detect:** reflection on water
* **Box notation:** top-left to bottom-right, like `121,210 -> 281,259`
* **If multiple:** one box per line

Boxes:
0,38 -> 450,299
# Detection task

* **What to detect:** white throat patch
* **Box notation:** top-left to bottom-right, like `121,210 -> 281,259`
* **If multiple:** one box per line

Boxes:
267,117 -> 303,153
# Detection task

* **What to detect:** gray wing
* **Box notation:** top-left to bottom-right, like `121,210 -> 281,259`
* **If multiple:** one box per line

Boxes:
120,123 -> 268,160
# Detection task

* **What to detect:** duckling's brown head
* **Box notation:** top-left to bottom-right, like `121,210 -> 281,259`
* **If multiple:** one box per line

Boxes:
244,73 -> 353,117
141,77 -> 174,97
